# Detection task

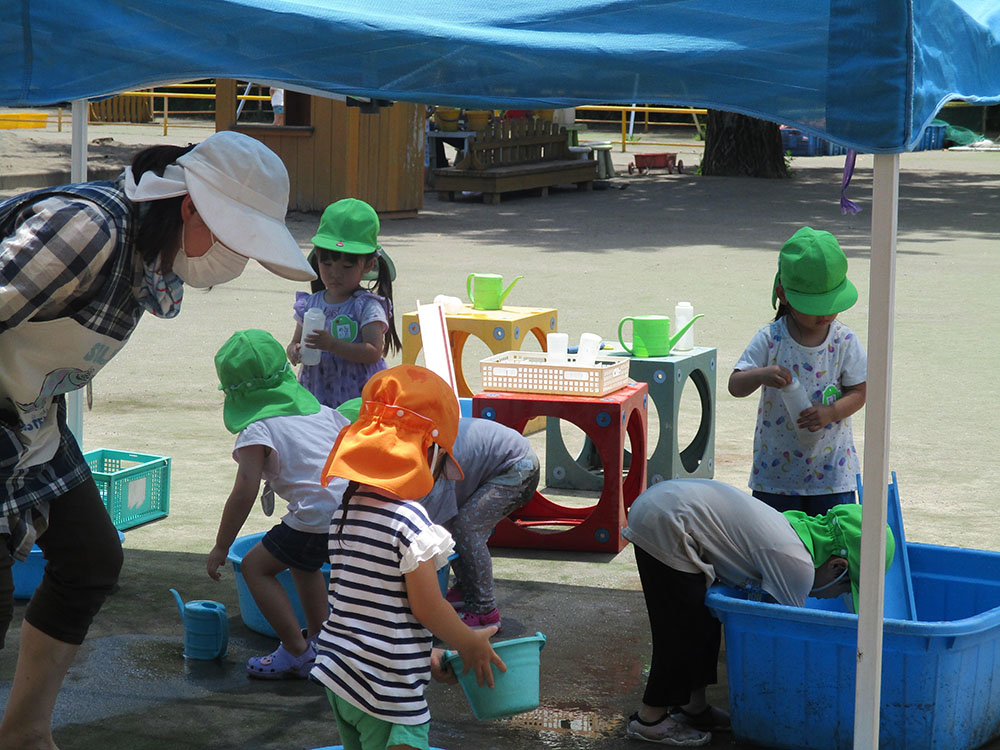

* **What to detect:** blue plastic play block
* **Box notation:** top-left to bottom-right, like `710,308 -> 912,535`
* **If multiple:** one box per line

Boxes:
706,542 -> 1000,750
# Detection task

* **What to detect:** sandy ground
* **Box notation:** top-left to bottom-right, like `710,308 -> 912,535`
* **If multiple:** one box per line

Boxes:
2,112 -> 999,566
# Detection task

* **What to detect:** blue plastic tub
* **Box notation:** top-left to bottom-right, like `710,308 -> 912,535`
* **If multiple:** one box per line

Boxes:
780,127 -> 825,156
13,529 -> 125,600
706,542 -> 1000,750
916,123 -> 946,151
229,532 -> 456,638
12,545 -> 45,599
444,632 -> 546,720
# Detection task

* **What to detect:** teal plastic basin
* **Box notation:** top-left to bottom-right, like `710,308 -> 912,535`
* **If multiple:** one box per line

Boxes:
443,632 -> 546,720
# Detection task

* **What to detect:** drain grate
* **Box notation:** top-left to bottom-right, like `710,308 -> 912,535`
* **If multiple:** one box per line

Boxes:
504,706 -> 616,737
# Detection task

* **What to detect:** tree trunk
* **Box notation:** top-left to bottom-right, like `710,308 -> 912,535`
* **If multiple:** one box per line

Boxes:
701,110 -> 790,178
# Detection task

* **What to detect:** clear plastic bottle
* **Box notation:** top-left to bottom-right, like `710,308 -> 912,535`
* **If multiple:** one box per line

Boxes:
299,308 -> 326,366
673,301 -> 695,351
781,376 -> 819,443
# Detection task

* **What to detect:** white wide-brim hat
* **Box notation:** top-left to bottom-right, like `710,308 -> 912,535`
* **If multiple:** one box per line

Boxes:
176,131 -> 315,281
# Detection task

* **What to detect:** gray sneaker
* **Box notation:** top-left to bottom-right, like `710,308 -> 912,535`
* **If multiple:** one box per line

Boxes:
625,712 -> 711,746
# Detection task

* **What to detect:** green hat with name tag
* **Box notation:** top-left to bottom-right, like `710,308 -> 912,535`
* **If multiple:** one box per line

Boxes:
311,198 -> 395,281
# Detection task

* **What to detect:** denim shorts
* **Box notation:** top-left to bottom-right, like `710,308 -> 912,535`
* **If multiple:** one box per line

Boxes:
261,522 -> 329,572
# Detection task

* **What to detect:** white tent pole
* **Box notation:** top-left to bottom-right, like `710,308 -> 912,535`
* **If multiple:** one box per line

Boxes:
853,152 -> 898,749
66,99 -> 89,446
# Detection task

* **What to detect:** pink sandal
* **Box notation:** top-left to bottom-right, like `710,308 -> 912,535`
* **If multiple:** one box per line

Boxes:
246,643 -> 316,680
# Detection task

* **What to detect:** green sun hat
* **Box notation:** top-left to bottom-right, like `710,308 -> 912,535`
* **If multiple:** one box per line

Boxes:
310,198 -> 395,281
335,396 -> 362,423
771,227 -> 858,316
215,329 -> 320,434
783,503 -> 895,613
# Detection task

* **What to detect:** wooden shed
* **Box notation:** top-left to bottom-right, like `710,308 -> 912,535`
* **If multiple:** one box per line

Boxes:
215,79 -> 424,217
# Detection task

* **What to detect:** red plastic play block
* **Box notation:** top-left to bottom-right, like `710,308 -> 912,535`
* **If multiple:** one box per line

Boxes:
474,382 -> 648,553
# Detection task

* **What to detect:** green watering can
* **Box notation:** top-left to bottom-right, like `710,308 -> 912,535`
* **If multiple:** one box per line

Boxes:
467,273 -> 523,310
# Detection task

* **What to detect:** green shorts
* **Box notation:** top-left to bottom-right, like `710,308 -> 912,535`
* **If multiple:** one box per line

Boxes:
326,689 -> 431,750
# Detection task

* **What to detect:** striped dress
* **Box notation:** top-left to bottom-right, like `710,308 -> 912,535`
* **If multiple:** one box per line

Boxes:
311,491 -> 454,725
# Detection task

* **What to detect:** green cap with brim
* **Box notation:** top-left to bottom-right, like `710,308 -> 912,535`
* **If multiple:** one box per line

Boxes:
783,503 -> 895,613
771,227 -> 858,316
215,329 -> 321,434
309,198 -> 395,282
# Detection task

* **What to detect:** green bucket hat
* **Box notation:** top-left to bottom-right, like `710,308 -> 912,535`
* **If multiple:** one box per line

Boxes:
783,503 -> 895,613
215,329 -> 321,434
771,227 -> 858,316
310,198 -> 396,281
335,396 -> 362,423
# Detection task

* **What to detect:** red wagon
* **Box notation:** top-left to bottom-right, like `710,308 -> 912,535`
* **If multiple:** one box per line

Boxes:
628,152 -> 683,174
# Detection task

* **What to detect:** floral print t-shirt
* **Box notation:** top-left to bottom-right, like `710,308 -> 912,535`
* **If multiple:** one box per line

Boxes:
733,317 -> 867,495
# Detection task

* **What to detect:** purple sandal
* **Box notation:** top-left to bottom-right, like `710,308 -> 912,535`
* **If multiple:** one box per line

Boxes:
247,643 -> 316,680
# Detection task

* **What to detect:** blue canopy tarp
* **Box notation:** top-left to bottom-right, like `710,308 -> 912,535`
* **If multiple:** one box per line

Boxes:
4,3 -> 1000,747
3,0 -> 1000,153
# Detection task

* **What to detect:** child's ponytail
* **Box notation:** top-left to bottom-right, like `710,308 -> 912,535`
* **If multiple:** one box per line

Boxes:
370,255 -> 401,356
307,251 -> 324,294
335,480 -> 360,538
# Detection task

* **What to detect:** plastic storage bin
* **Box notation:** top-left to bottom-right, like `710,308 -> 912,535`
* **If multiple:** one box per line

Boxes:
706,541 -> 1000,750
780,127 -> 824,156
12,545 -> 45,599
918,123 -> 946,151
824,139 -> 848,156
13,530 -> 125,599
85,449 -> 170,530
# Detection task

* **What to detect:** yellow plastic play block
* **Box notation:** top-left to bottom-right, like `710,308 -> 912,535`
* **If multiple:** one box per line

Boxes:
403,305 -> 558,398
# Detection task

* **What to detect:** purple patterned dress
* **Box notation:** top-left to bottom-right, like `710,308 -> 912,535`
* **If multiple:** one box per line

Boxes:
293,289 -> 389,408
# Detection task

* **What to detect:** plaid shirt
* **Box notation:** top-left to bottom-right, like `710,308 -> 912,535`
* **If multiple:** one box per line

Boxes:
0,181 -> 139,338
1,181 -> 139,558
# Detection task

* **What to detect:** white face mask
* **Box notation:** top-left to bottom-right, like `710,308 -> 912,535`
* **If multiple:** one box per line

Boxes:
173,230 -> 248,288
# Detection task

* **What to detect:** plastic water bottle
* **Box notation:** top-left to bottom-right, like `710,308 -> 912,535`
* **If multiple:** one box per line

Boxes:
300,308 -> 325,366
781,377 -> 819,444
674,301 -> 695,351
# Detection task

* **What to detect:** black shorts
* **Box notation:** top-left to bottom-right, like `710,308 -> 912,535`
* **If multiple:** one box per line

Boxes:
261,522 -> 329,572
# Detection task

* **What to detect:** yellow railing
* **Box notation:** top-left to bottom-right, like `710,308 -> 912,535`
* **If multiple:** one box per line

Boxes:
574,104 -> 708,152
47,82 -> 268,135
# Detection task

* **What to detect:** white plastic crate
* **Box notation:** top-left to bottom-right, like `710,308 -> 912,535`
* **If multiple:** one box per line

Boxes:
479,351 -> 630,397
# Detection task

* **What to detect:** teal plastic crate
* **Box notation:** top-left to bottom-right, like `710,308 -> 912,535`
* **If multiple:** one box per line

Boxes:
85,449 -> 170,530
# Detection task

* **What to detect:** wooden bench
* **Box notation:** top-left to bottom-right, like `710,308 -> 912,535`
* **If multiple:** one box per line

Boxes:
433,119 -> 598,204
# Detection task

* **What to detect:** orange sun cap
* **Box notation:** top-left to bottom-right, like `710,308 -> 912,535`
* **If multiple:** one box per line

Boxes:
321,365 -> 464,499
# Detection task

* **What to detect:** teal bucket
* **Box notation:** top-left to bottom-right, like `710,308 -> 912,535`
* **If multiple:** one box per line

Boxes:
443,632 -> 546,720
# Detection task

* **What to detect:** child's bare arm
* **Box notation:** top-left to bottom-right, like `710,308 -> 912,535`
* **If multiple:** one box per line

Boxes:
728,365 -> 793,397
800,382 -> 866,432
287,322 -> 304,365
405,559 -> 506,687
305,320 -> 385,364
207,444 -> 266,580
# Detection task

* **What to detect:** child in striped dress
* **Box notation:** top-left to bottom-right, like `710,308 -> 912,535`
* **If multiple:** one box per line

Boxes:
312,365 -> 504,750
